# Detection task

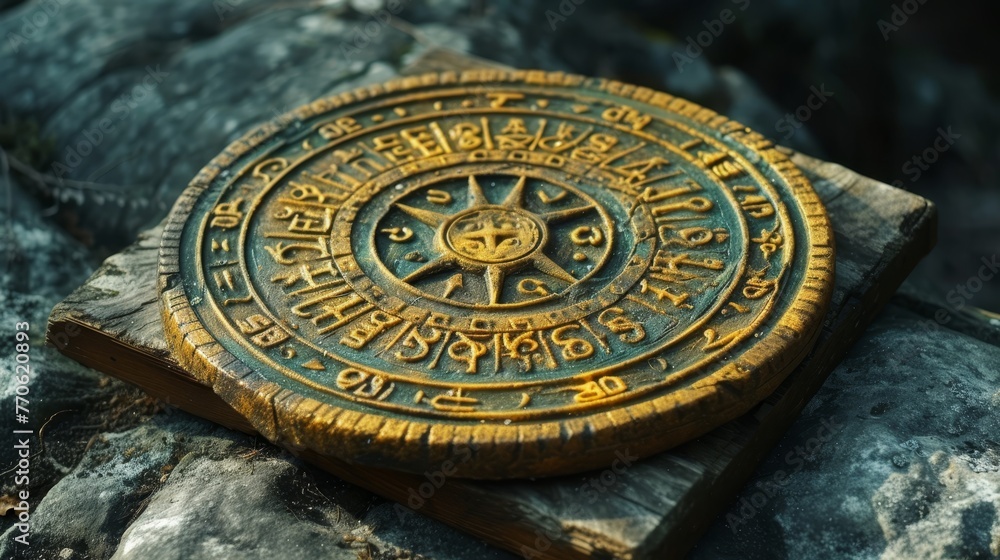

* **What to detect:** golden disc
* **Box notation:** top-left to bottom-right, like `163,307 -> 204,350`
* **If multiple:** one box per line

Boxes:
159,70 -> 834,479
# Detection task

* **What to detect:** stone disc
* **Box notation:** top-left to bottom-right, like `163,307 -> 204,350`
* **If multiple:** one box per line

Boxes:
158,70 -> 834,479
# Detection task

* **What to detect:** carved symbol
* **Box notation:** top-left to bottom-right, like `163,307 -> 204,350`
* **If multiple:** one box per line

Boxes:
381,227 -> 414,242
395,325 -> 443,362
597,307 -> 646,344
422,388 -> 479,412
567,376 -> 627,403
639,278 -> 692,309
502,331 -> 541,371
658,226 -> 729,248
517,278 -> 551,297
727,302 -> 750,313
448,332 -> 488,373
711,161 -> 744,179
302,359 -> 325,371
570,226 -> 604,247
649,197 -> 713,217
426,189 -> 453,205
743,275 -> 777,299
751,227 -> 783,260
702,328 -> 748,351
236,314 -> 289,348
647,357 -> 669,372
551,325 -> 595,361
214,269 -> 236,291
264,239 -> 329,265
537,188 -> 567,204
339,311 -> 402,350
210,199 -> 244,229
336,368 -> 394,400
251,158 -> 289,183
486,92 -> 525,108
448,209 -> 540,262
739,195 -> 775,218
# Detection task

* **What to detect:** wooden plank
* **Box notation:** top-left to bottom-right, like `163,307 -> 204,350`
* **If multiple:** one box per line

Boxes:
46,149 -> 935,559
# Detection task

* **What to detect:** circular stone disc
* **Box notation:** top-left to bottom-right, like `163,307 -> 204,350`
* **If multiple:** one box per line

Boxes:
159,70 -> 834,479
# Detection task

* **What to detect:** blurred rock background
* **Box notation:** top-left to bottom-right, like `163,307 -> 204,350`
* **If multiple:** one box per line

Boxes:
0,0 -> 997,558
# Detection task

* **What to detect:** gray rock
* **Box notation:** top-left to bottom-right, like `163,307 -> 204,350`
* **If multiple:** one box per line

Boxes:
1,0 -> 413,245
111,452 -> 354,560
112,448 -> 515,560
0,176 -> 128,555
691,304 -> 1000,559
876,452 -> 1000,559
0,418 -> 240,559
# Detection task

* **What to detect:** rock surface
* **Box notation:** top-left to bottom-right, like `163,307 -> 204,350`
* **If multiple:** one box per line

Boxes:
1,0 -> 998,559
691,305 -> 1000,560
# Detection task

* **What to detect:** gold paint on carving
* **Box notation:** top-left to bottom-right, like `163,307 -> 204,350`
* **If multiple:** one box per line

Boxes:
159,70 -> 835,479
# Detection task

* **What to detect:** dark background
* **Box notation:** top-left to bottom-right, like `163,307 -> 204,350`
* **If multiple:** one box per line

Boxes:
2,0 -> 997,311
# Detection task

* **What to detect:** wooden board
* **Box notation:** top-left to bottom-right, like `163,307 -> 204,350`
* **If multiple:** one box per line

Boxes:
46,147 -> 935,559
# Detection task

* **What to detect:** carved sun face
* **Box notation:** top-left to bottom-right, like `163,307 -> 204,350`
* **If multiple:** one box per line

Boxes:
445,207 -> 542,264
393,174 -> 592,305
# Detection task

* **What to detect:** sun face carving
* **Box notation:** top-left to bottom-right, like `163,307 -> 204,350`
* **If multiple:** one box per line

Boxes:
445,207 -> 541,263
387,174 -> 605,306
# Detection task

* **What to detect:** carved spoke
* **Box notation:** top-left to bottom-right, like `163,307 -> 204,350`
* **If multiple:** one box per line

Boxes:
531,253 -> 576,284
395,203 -> 450,228
539,204 -> 596,223
467,175 -> 490,207
484,265 -> 506,305
401,255 -> 458,284
500,175 -> 527,208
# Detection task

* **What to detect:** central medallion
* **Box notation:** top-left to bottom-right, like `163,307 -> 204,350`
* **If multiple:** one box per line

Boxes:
445,206 -> 541,264
392,175 -> 584,305
366,169 -> 622,313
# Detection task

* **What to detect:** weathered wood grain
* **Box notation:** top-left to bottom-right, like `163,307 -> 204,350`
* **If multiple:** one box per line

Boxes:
47,148 -> 935,559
